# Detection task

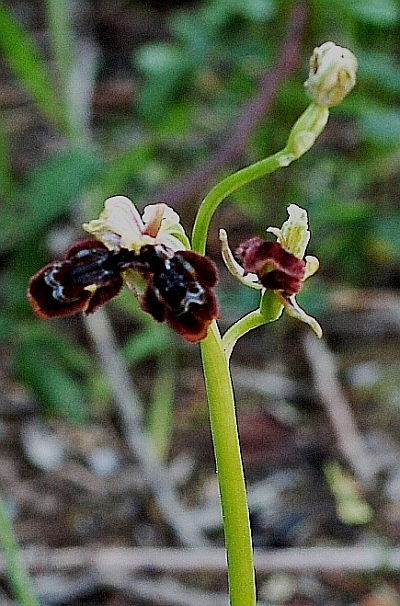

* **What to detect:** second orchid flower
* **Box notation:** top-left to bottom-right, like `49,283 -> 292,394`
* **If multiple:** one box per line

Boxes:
220,204 -> 322,338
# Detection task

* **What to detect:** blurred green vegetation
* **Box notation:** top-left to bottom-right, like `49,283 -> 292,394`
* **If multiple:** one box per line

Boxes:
1,0 -> 400,423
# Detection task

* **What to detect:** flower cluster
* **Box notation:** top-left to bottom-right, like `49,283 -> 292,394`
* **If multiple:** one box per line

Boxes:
28,198 -> 321,341
27,196 -> 219,343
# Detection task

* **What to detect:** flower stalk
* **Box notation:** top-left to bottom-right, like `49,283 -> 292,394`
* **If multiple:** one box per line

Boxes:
222,290 -> 284,361
192,42 -> 357,606
191,103 -> 328,256
200,322 -> 256,606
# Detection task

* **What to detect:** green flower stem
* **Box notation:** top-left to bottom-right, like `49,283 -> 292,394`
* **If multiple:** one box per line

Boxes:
0,495 -> 41,606
200,321 -> 256,606
192,103 -> 330,605
222,291 -> 284,361
192,150 -> 284,255
192,103 -> 329,256
222,311 -> 267,362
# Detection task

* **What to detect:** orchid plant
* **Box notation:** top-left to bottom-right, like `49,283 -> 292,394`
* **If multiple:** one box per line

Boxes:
27,42 -> 357,606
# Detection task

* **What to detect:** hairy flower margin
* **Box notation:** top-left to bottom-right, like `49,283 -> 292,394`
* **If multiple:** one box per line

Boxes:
27,196 -> 219,343
220,204 -> 322,338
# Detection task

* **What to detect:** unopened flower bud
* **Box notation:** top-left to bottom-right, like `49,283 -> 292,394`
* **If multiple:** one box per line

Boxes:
305,41 -> 357,107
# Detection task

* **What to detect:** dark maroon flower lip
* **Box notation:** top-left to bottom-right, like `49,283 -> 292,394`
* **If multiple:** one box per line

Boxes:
139,247 -> 219,343
27,239 -> 125,319
235,237 -> 306,297
27,240 -> 219,342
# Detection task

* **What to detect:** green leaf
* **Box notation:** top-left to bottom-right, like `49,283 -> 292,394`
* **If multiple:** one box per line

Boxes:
21,323 -> 95,377
0,111 -> 13,196
0,147 -> 103,252
45,0 -> 73,94
135,43 -> 192,120
0,2 -> 69,133
123,325 -> 170,365
16,331 -> 90,422
324,461 -> 373,525
374,212 -> 400,260
358,50 -> 400,94
0,312 -> 15,340
238,0 -> 276,22
358,105 -> 400,144
83,142 -> 154,217
348,0 -> 400,25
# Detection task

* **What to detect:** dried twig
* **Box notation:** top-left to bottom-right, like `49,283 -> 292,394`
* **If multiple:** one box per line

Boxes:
303,332 -> 376,486
84,310 -> 208,547
108,575 -> 229,606
11,545 -> 400,574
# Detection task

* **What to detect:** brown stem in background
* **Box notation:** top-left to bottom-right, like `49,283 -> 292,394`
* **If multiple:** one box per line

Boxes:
84,309 -> 209,547
303,332 -> 376,487
152,1 -> 309,209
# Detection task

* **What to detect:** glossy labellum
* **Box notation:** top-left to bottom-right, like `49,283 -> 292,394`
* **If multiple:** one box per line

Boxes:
27,239 -> 131,318
28,240 -> 219,342
235,238 -> 306,296
139,245 -> 219,342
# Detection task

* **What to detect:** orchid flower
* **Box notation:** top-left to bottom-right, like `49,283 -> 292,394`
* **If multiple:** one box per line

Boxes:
28,197 -> 218,342
221,204 -> 322,337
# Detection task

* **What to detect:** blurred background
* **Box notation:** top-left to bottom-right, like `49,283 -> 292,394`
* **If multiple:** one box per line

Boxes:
2,0 -> 400,604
